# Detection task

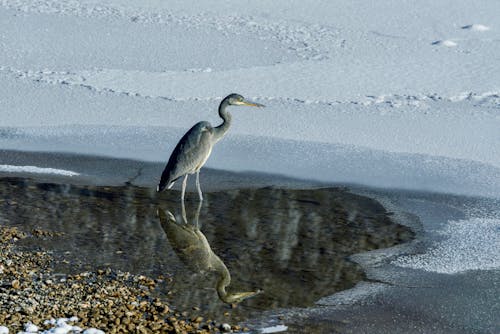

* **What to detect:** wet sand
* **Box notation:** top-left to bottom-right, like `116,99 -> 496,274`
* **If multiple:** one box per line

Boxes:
0,151 -> 414,332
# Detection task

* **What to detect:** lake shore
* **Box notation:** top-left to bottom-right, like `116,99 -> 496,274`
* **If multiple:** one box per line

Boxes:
0,150 -> 417,333
1,150 -> 497,334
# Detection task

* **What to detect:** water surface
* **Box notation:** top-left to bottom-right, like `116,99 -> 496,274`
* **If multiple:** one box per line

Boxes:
0,177 -> 413,322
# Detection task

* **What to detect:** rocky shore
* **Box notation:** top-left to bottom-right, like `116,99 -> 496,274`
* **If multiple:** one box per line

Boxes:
0,226 -> 241,334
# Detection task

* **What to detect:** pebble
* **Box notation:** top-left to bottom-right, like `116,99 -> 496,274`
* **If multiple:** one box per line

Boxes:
220,323 -> 232,332
23,322 -> 38,333
0,226 -> 240,333
11,280 -> 20,290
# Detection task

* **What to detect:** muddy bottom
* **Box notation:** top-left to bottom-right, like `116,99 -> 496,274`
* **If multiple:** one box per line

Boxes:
0,177 -> 413,323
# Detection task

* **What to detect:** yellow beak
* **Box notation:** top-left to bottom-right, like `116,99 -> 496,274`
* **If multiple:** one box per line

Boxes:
241,99 -> 265,108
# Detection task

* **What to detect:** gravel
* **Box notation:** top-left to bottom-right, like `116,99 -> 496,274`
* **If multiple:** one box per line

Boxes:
0,226 -> 244,333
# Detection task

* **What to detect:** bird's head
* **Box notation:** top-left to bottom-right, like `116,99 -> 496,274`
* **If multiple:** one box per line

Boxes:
220,289 -> 263,305
226,93 -> 265,108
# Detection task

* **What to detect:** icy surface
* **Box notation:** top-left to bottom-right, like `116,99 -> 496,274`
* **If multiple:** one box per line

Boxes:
462,24 -> 491,32
394,218 -> 500,274
81,329 -> 104,334
23,323 -> 38,333
260,325 -> 288,333
0,165 -> 79,177
0,0 -> 498,198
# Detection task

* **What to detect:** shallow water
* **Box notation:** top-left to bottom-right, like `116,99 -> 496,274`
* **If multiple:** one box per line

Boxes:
0,177 -> 413,322
274,190 -> 500,334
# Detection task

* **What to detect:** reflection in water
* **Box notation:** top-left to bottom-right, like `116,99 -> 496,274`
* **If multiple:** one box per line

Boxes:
157,201 -> 261,305
0,177 -> 413,322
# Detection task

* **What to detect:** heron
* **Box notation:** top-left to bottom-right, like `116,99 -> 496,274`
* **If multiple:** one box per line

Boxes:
157,93 -> 264,201
157,203 -> 262,304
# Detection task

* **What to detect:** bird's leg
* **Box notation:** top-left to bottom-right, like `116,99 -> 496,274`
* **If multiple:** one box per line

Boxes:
181,174 -> 188,203
181,194 -> 188,224
194,199 -> 202,228
196,170 -> 203,201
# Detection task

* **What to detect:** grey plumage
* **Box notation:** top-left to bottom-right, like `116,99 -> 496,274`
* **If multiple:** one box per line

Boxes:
157,204 -> 262,304
157,93 -> 264,201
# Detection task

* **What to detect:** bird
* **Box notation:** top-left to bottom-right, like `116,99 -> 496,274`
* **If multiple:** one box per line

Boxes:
157,93 -> 264,201
157,203 -> 262,304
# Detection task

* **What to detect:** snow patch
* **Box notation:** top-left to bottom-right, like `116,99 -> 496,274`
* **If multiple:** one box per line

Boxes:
461,24 -> 491,32
0,326 -> 8,334
0,165 -> 79,177
432,40 -> 457,47
82,329 -> 104,334
24,323 -> 38,333
260,325 -> 288,333
16,317 -> 96,334
0,0 -> 499,199
316,281 -> 386,306
393,218 -> 500,274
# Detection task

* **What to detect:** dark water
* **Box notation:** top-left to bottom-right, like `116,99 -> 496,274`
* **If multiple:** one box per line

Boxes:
0,177 -> 413,322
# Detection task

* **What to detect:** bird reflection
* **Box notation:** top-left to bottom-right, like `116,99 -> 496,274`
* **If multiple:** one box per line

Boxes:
157,201 -> 261,305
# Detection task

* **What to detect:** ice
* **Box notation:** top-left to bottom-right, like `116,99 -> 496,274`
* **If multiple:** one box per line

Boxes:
0,165 -> 79,177
23,323 -> 38,333
316,281 -> 386,306
36,317 -> 85,334
432,40 -> 457,47
0,0 -> 498,199
81,330 -> 104,334
462,24 -> 491,32
260,325 -> 288,333
394,218 -> 500,274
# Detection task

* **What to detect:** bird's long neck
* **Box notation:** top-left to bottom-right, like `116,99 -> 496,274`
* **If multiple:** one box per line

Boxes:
214,256 -> 232,301
215,260 -> 261,304
213,99 -> 232,142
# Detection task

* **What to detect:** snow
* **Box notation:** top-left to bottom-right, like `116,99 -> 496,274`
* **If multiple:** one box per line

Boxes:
260,325 -> 288,333
462,24 -> 491,32
1,0 -> 498,198
23,323 -> 38,333
81,330 -> 104,334
0,326 -> 8,334
394,218 -> 500,274
432,40 -> 457,47
0,165 -> 79,177
14,318 -> 92,334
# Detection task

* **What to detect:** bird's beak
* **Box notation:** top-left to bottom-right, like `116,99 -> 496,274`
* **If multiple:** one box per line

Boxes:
241,99 -> 265,108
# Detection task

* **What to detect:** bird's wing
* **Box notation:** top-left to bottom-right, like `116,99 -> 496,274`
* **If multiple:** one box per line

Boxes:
159,122 -> 213,189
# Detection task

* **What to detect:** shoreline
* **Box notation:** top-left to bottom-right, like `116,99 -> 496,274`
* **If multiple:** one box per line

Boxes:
0,155 -> 415,333
1,150 -> 497,333
0,149 -> 326,191
246,188 -> 499,334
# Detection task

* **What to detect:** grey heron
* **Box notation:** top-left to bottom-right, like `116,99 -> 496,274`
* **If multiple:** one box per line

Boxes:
157,93 -> 264,201
157,203 -> 262,304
